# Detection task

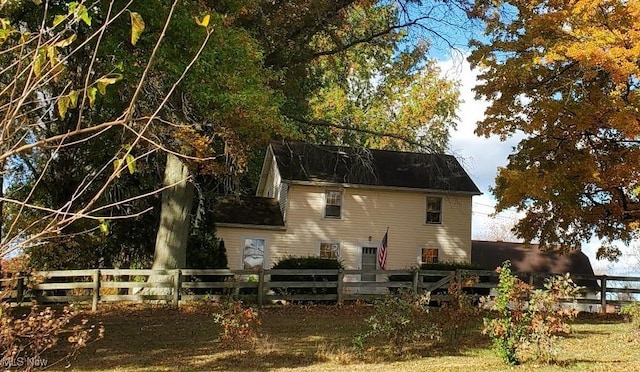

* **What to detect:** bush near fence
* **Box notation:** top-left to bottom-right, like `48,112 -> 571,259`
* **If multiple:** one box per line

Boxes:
270,257 -> 344,296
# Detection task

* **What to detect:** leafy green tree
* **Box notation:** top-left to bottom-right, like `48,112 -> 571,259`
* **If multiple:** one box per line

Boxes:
2,0 -> 469,271
1,1 -> 280,269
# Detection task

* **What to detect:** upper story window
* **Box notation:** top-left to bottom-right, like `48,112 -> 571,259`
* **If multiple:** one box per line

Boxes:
426,196 -> 442,224
421,247 -> 439,264
325,190 -> 343,218
320,242 -> 340,259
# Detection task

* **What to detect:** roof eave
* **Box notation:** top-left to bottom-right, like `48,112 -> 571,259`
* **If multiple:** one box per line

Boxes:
256,144 -> 276,196
285,180 -> 482,195
216,222 -> 286,231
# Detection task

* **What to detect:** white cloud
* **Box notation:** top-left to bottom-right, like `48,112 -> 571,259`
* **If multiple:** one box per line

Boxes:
437,56 -> 523,239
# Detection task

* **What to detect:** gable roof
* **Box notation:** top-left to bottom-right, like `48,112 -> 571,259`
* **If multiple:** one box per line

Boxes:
471,240 -> 599,290
270,142 -> 481,194
215,196 -> 284,228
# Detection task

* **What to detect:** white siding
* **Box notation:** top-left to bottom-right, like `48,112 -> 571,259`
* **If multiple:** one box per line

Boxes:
279,183 -> 289,221
217,184 -> 474,271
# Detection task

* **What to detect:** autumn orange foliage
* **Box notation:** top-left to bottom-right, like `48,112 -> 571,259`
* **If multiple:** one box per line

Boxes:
469,0 -> 640,252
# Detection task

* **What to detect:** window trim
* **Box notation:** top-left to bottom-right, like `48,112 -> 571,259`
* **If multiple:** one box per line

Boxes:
425,195 -> 443,224
242,237 -> 266,271
420,246 -> 439,265
319,241 -> 341,259
324,189 -> 344,219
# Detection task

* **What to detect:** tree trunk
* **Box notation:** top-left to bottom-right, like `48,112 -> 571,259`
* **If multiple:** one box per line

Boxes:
151,153 -> 194,270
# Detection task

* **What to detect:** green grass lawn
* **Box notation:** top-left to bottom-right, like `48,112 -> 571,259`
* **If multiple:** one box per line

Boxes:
43,303 -> 640,371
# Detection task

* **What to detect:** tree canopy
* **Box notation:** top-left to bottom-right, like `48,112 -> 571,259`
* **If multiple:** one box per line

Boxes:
469,0 -> 640,253
1,0 -> 468,268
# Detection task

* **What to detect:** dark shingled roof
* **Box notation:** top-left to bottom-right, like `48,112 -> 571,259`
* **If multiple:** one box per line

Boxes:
215,196 -> 284,227
471,240 -> 599,290
270,142 -> 481,194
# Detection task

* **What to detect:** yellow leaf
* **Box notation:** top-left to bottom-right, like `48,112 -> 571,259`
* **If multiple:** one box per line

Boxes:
19,31 -> 31,43
46,45 -> 58,68
55,33 -> 76,47
113,158 -> 122,177
125,154 -> 136,174
98,219 -> 109,235
53,15 -> 66,27
68,90 -> 79,108
195,14 -> 210,27
96,74 -> 123,95
0,29 -> 10,46
87,87 -> 97,108
32,0 -> 42,4
129,12 -> 144,45
75,4 -> 91,26
57,96 -> 70,119
33,49 -> 46,77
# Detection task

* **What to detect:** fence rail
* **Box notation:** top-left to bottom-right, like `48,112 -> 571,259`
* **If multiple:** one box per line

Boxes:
1,268 -> 639,312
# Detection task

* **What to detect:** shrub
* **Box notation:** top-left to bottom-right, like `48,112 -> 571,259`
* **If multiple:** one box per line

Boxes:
481,261 -> 580,365
212,298 -> 261,350
434,277 -> 482,348
271,256 -> 343,295
353,290 -> 438,355
0,294 -> 104,371
185,232 -> 231,295
621,302 -> 640,341
387,262 -> 480,282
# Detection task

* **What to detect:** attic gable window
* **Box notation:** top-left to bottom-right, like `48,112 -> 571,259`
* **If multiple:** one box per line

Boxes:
426,196 -> 442,224
325,190 -> 343,218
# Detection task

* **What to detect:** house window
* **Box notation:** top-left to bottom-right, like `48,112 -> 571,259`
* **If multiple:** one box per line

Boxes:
421,247 -> 439,264
320,242 -> 340,259
243,238 -> 265,270
426,196 -> 442,224
325,190 -> 343,218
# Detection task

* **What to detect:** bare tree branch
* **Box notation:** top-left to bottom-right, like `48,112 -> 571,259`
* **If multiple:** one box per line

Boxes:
286,115 -> 436,152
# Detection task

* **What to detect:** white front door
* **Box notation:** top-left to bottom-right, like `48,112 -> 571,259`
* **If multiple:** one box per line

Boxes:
361,246 -> 377,281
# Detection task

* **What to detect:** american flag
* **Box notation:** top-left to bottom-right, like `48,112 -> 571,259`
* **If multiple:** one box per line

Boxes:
377,228 -> 388,269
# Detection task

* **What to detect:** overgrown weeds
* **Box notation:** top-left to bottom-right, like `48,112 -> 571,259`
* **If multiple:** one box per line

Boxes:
352,290 -> 438,355
0,280 -> 103,371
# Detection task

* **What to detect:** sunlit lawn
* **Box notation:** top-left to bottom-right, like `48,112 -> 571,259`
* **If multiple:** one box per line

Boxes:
45,303 -> 640,371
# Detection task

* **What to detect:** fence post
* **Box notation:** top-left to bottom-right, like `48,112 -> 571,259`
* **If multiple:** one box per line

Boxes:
16,276 -> 24,304
257,269 -> 265,307
92,269 -> 100,312
337,269 -> 344,305
173,269 -> 181,308
412,269 -> 419,294
600,275 -> 607,314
